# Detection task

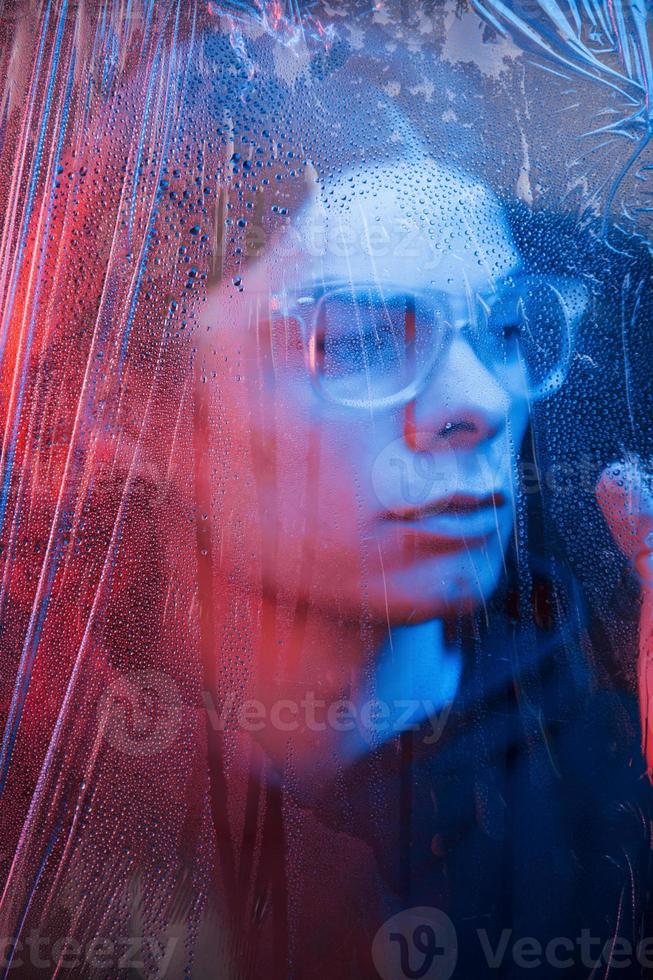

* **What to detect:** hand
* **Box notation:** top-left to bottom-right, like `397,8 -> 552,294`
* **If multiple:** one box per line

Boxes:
597,456 -> 653,777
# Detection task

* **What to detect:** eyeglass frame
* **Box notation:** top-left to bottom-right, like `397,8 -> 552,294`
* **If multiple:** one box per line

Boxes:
268,274 -> 590,410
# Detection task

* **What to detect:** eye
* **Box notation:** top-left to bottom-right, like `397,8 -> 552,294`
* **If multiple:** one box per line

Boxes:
499,320 -> 524,341
484,293 -> 526,349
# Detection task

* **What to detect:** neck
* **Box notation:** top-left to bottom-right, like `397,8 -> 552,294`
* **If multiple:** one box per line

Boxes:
245,587 -> 386,719
367,618 -> 461,707
350,618 -> 462,760
223,587 -> 461,782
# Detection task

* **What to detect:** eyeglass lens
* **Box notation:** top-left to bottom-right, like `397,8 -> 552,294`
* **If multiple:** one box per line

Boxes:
309,278 -> 585,406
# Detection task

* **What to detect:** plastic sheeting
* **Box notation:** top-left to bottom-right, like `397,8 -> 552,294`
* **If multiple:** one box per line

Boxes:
0,2 -> 651,978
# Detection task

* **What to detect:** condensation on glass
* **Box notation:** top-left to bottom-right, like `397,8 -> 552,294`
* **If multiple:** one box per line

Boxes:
0,2 -> 651,978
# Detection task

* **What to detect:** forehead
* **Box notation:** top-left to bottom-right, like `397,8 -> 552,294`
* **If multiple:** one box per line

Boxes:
268,158 -> 521,294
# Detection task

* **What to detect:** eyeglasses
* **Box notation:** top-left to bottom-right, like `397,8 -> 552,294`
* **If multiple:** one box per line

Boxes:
270,276 -> 589,410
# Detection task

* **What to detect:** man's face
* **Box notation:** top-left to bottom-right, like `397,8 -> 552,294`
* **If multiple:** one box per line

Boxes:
199,159 -> 530,623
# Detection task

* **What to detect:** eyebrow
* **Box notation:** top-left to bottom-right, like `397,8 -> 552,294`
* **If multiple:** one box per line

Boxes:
284,281 -> 440,300
278,270 -> 584,308
282,278 -> 522,304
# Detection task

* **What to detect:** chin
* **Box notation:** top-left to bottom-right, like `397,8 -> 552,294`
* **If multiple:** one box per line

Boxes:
368,547 -> 505,625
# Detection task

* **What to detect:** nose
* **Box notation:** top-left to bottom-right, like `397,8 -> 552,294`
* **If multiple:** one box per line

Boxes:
404,333 -> 512,452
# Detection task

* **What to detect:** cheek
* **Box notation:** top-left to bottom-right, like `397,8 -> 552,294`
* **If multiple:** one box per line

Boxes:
277,420 -> 369,518
271,414 -> 396,567
508,395 -> 531,445
493,397 -> 530,535
213,345 -> 394,548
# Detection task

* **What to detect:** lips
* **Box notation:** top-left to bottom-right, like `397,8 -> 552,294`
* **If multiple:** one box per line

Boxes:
381,492 -> 508,552
383,492 -> 506,523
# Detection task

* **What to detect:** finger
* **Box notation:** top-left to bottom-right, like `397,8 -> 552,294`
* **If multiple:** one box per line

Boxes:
596,456 -> 653,585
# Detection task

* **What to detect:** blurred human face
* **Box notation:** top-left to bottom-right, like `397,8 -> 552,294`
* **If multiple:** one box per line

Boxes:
199,159 -> 530,623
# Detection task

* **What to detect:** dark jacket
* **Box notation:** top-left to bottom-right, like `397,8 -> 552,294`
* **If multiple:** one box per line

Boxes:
238,557 -> 652,980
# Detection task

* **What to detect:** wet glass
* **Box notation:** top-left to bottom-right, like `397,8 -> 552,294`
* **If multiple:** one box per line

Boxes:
0,2 -> 651,979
